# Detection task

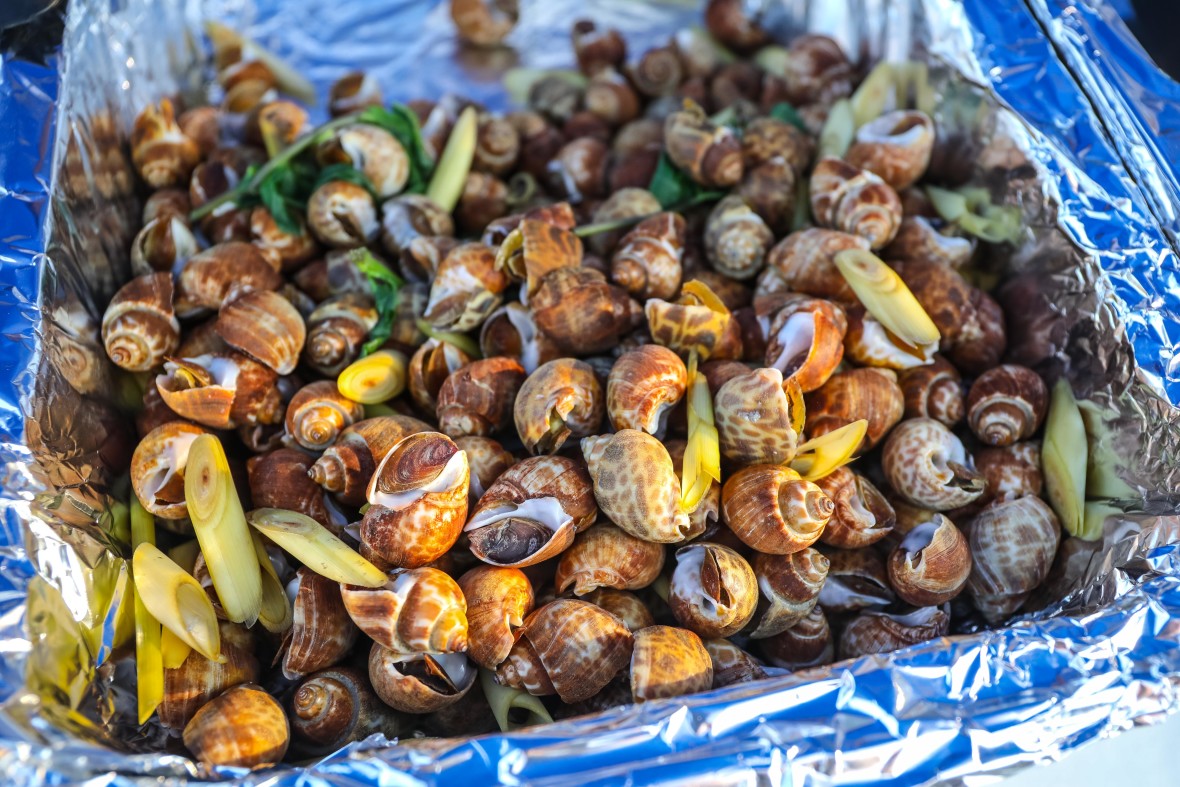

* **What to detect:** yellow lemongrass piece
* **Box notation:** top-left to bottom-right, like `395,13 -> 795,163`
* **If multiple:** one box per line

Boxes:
204,21 -> 316,104
338,349 -> 408,404
252,532 -> 294,634
790,419 -> 868,481
1042,379 -> 1088,538
925,185 -> 967,221
415,318 -> 483,359
649,574 -> 670,603
133,585 -> 163,725
247,508 -> 387,587
1077,401 -> 1135,499
130,497 -> 155,549
167,540 -> 202,575
818,98 -> 855,160
494,228 -> 524,274
480,668 -> 554,732
185,434 -> 263,626
784,377 -> 807,437
850,61 -> 897,127
105,499 -> 130,546
364,402 -> 398,418
427,106 -> 477,213
791,172 -> 812,232
132,543 -> 221,662
682,354 -> 721,511
681,279 -> 729,314
258,113 -> 285,159
1081,501 -> 1119,543
834,249 -> 941,348
753,45 -> 790,76
160,626 -> 192,670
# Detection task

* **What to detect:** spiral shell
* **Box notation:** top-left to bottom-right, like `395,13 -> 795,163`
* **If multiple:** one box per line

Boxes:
845,111 -> 935,190
380,194 -> 455,260
815,467 -> 895,549
883,215 -> 975,269
742,117 -> 814,174
465,455 -> 598,568
704,638 -> 767,687
973,441 -> 1043,507
966,365 -> 1048,447
131,214 -> 199,277
882,418 -> 986,511
495,598 -> 634,704
746,549 -> 829,639
131,98 -> 200,188
721,464 -> 833,554
177,242 -> 282,314
368,646 -> 476,714
582,430 -> 692,543
669,542 -> 758,639
966,495 -> 1061,623
838,606 -> 950,660
307,180 -> 379,248
215,289 -> 306,375
160,622 -> 259,729
738,157 -> 797,235
555,523 -> 665,596
408,339 -> 472,415
606,345 -> 687,437
282,568 -> 360,680
424,242 -> 511,332
572,19 -> 626,76
664,103 -> 743,188
361,432 -> 470,568
284,381 -> 365,452
131,421 -> 208,519
630,626 -> 713,702
156,352 -> 282,430
183,685 -> 289,768
757,228 -> 868,304
514,358 -> 604,455
250,207 -> 319,274
437,356 -> 527,438
101,272 -> 180,372
759,606 -> 833,670
781,34 -> 854,105
703,195 -> 774,282
309,414 -> 433,506
897,356 -> 965,427
247,449 -> 341,532
887,514 -> 972,606
805,367 -> 905,452
763,294 -> 848,393
290,666 -> 402,754
610,212 -> 685,300
713,368 -> 803,465
499,219 -> 584,304
585,68 -> 641,127
341,566 -> 468,654
322,124 -> 410,199
547,137 -> 609,200
809,157 -> 903,250
531,267 -> 644,356
458,565 -> 534,670
455,435 -> 515,503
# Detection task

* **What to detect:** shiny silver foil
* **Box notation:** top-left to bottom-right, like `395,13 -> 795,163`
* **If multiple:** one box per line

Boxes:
0,0 -> 1177,784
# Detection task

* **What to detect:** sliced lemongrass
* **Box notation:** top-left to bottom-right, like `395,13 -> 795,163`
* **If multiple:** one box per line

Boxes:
104,499 -> 130,546
130,497 -> 154,549
1077,401 -> 1136,499
818,98 -> 855,160
753,45 -> 790,76
167,539 -> 201,575
850,62 -> 897,128
784,377 -> 807,438
415,318 -> 482,358
363,402 -> 398,419
252,532 -> 294,634
133,585 -> 163,724
494,228 -> 524,274
427,106 -> 477,213
338,349 -> 407,404
1042,379 -> 1087,538
905,61 -> 936,115
680,279 -> 729,314
247,508 -> 387,587
132,542 -> 221,662
682,354 -> 721,511
834,249 -> 941,348
185,434 -> 263,626
925,185 -> 968,222
791,172 -> 811,232
160,626 -> 192,670
1081,501 -> 1119,543
204,21 -> 316,104
480,668 -> 553,732
258,112 -> 285,159
789,419 -> 868,481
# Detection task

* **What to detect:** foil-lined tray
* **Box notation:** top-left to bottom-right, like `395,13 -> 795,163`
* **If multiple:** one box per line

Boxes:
0,0 -> 1178,784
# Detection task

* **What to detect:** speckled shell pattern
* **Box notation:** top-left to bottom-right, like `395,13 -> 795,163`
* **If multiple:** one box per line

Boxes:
886,514 -> 972,606
809,156 -> 903,250
555,522 -> 666,595
882,417 -> 986,511
838,607 -> 949,660
436,356 -> 526,438
703,638 -> 768,688
645,292 -> 742,361
495,598 -> 634,704
582,430 -> 692,543
966,495 -> 1061,623
340,566 -> 468,654
966,364 -> 1048,447
973,441 -> 1044,507
283,568 -> 360,680
805,367 -> 905,451
721,464 -> 834,554
610,212 -> 685,300
704,195 -> 774,281
514,358 -> 604,455
815,467 -> 896,549
714,368 -> 803,465
101,272 -> 180,372
458,565 -> 534,670
897,355 -> 965,426
747,549 -> 829,638
359,432 -> 469,568
582,588 -> 655,633
763,293 -> 848,392
630,626 -> 713,702
606,345 -> 688,436
423,242 -> 511,332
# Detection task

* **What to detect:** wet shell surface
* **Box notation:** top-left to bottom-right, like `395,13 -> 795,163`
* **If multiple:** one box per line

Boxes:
882,418 -> 986,511
582,430 -> 693,543
630,626 -> 713,702
606,345 -> 687,437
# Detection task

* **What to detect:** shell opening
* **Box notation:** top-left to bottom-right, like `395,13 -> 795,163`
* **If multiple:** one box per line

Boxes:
847,485 -> 876,527
672,546 -> 722,621
882,605 -> 944,627
770,312 -> 816,378
857,314 -> 936,367
818,575 -> 891,610
464,496 -> 570,564
899,520 -> 939,564
141,430 -> 200,500
369,450 -> 467,511
395,652 -> 473,693
504,304 -> 541,373
284,575 -> 302,605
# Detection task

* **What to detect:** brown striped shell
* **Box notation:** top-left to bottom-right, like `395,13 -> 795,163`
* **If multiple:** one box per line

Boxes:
514,358 -> 604,455
664,103 -> 742,188
966,365 -> 1048,447
408,338 -> 472,414
458,565 -> 534,670
216,289 -> 306,375
897,356 -> 965,427
160,622 -> 259,729
645,284 -> 743,361
102,272 -> 180,372
479,303 -> 562,375
156,352 -> 282,429
763,294 -> 848,393
285,381 -> 365,452
781,34 -> 854,105
303,293 -> 379,377
497,219 -> 583,303
531,267 -> 644,356
340,566 -> 468,654
887,514 -> 972,606
423,242 -> 511,332
759,606 -> 833,670
582,588 -> 655,633
247,449 -> 341,531
176,242 -> 282,313
746,549 -> 829,639
817,548 -> 895,614
309,415 -> 433,506
815,467 -> 896,549
630,626 -> 713,702
455,435 -> 516,504
669,542 -> 758,639
703,638 -> 767,688
307,180 -> 379,247
131,213 -> 199,277
809,157 -> 903,250
883,215 -> 974,269
131,98 -> 200,189
966,496 -> 1061,623
380,194 -> 455,260
554,523 -> 665,595
721,464 -> 833,554
757,228 -> 868,304
368,646 -> 476,713
436,356 -> 527,438
845,110 -> 936,190
804,367 -> 905,452
131,421 -> 208,519
182,685 -> 289,768
281,568 -> 360,680
838,606 -> 950,660
606,345 -> 687,437
611,212 -> 685,300
703,195 -> 774,281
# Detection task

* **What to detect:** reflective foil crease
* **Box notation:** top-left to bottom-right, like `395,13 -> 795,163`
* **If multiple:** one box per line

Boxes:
0,0 -> 1177,784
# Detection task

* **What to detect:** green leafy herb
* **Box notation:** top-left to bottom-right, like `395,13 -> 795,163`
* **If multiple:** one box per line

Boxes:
769,102 -> 808,133
313,163 -> 379,199
352,249 -> 404,356
356,104 -> 434,194
415,319 -> 482,359
257,162 -> 317,234
925,184 -> 1024,244
647,152 -> 726,211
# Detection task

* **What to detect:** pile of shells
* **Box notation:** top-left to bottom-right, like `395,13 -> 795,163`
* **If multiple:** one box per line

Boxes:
105,0 -> 1069,769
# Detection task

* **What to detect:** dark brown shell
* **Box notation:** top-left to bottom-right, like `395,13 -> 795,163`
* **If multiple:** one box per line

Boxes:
838,607 -> 950,660
177,242 -> 282,313
664,104 -> 743,189
290,666 -> 402,754
479,303 -> 562,375
759,606 -> 833,670
408,339 -> 472,415
159,622 -> 259,729
815,467 -> 896,549
897,356 -> 965,427
572,19 -> 626,76
804,367 -> 905,452
247,449 -> 340,532
704,0 -> 770,53
531,267 -> 644,356
282,568 -> 360,679
584,69 -> 641,127
436,357 -> 527,438
966,365 -> 1048,447
817,548 -> 895,614
628,44 -> 684,98
781,34 -> 854,105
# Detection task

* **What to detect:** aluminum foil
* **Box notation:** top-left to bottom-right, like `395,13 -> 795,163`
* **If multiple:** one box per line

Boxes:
0,0 -> 1178,784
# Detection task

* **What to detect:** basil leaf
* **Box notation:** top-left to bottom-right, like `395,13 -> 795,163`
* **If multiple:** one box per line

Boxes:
313,163 -> 379,200
356,104 -> 434,195
648,152 -> 696,210
352,248 -> 404,356
769,102 -> 808,133
257,166 -> 305,234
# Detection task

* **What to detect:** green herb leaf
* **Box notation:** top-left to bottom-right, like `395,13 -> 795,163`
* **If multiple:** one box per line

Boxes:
647,153 -> 725,211
313,163 -> 379,199
415,319 -> 482,359
257,165 -> 312,235
352,249 -> 404,356
769,102 -> 808,133
357,104 -> 434,194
